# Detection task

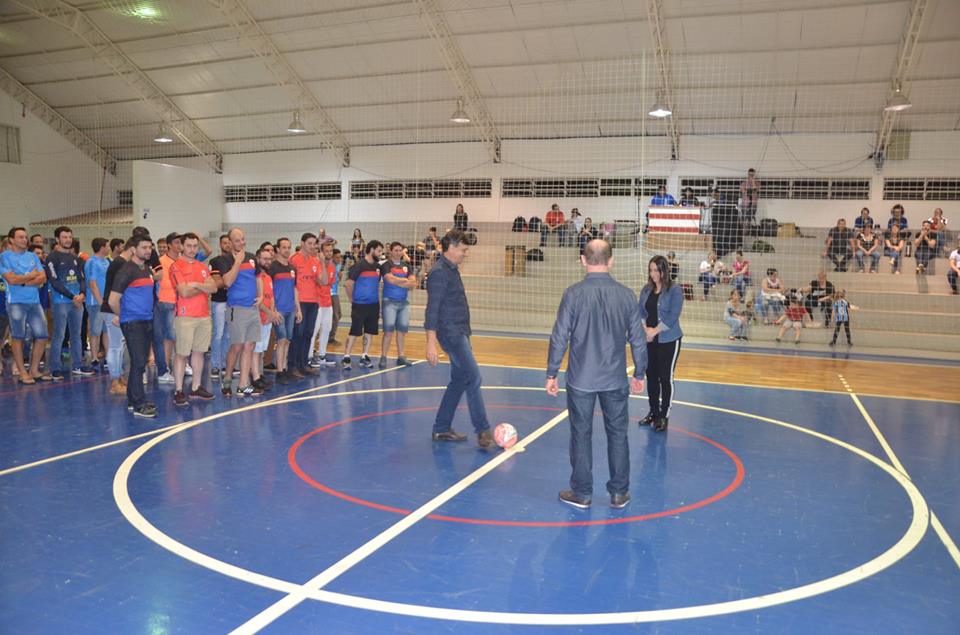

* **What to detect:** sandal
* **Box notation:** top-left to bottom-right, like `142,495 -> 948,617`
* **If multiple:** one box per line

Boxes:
34,374 -> 56,382
18,377 -> 36,385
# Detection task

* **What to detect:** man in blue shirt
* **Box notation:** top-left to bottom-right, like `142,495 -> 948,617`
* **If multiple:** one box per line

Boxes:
342,240 -> 383,370
425,230 -> 494,449
379,241 -> 416,369
47,226 -> 94,378
85,237 -> 111,372
546,239 -> 647,509
222,227 -> 262,397
647,185 -> 678,232
0,227 -> 52,384
109,235 -> 158,417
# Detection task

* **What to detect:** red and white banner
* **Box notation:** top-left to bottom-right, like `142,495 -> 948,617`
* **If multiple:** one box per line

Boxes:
647,206 -> 700,233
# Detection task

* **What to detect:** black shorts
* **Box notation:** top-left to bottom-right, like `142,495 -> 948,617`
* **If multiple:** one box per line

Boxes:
349,303 -> 379,336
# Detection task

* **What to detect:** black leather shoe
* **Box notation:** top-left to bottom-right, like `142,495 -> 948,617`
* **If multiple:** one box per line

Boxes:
559,490 -> 591,509
610,492 -> 631,509
432,430 -> 467,442
654,416 -> 669,432
477,429 -> 495,450
638,412 -> 656,426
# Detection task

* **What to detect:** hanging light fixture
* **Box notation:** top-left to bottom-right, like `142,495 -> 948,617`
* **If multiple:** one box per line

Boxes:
647,93 -> 671,118
449,98 -> 470,123
153,123 -> 173,143
286,110 -> 307,133
884,84 -> 912,112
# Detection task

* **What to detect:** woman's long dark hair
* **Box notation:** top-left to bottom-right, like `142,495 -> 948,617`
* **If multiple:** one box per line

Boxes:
646,255 -> 673,291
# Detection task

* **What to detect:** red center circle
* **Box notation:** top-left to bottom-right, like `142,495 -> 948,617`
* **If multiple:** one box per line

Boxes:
288,405 -> 745,527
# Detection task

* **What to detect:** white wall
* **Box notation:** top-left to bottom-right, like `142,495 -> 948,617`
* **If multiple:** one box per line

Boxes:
132,161 -> 223,239
222,131 -> 960,228
0,90 -> 127,228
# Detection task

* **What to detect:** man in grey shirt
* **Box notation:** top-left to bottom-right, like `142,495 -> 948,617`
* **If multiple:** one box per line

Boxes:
546,239 -> 647,510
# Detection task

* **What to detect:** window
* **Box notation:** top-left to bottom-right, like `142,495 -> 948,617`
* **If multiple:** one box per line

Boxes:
792,179 -> 829,200
884,177 -> 960,201
681,176 -> 868,200
224,182 -> 342,202
349,179 -> 492,199
117,190 -> 133,206
0,124 -> 20,164
600,178 -> 632,197
636,177 -> 667,197
502,177 -> 663,198
830,180 -> 871,200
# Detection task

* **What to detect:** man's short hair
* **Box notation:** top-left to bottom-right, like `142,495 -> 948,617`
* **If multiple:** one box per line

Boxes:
301,232 -> 317,244
276,237 -> 291,249
129,235 -> 151,249
132,226 -> 150,237
219,234 -> 229,242
156,237 -> 167,246
165,232 -> 181,245
109,238 -> 124,251
91,237 -> 108,253
582,239 -> 612,266
365,240 -> 384,254
8,226 -> 26,240
332,248 -> 341,256
54,226 -> 71,239
389,241 -> 404,251
440,229 -> 467,252
29,232 -> 42,243
181,232 -> 199,243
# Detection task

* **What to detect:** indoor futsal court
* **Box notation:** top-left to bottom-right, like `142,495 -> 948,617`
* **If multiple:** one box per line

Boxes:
1,0 -> 960,633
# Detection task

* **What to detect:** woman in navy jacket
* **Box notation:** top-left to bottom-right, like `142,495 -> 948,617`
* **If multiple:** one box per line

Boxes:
637,255 -> 684,431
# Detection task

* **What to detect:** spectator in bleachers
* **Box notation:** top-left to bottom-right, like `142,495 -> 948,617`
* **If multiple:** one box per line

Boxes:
453,204 -> 469,231
570,208 -> 584,235
948,236 -> 960,295
928,208 -> 948,257
885,225 -> 905,274
758,267 -> 785,324
678,187 -> 698,207
29,233 -> 44,250
854,222 -> 881,273
578,217 -> 598,254
822,218 -> 853,272
697,250 -> 723,300
740,169 -> 760,228
700,187 -> 720,234
802,271 -> 834,327
854,207 -> 874,230
351,228 -> 365,253
666,251 -> 680,282
724,290 -> 749,341
731,250 -> 751,298
540,204 -> 567,247
647,185 -> 678,233
913,220 -> 937,274
887,204 -> 909,240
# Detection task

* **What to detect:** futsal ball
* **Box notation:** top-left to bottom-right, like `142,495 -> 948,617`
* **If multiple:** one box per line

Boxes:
494,423 -> 518,449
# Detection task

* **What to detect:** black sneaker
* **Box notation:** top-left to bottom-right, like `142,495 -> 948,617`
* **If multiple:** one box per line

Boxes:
237,384 -> 263,397
653,416 -> 669,432
610,492 -> 631,509
190,386 -> 215,400
358,355 -> 373,368
134,403 -> 158,418
559,490 -> 591,509
396,356 -> 412,366
264,363 -> 277,373
378,355 -> 387,369
638,412 -> 656,426
252,377 -> 271,392
276,370 -> 290,385
173,390 -> 188,407
341,356 -> 352,370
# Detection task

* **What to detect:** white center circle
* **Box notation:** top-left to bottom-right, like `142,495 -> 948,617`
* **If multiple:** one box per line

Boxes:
112,386 -> 929,626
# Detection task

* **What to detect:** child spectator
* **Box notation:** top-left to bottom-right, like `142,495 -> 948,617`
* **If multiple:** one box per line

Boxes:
829,289 -> 858,347
697,250 -> 723,300
775,296 -> 806,344
724,290 -> 749,341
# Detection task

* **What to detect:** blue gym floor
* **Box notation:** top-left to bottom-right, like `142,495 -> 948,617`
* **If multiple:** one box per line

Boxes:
0,361 -> 958,634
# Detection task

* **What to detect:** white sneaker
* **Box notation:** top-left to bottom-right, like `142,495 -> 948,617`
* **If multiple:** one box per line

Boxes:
158,372 -> 175,384
185,365 -> 193,376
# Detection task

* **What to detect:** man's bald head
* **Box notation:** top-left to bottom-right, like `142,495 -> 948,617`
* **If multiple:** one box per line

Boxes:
583,239 -> 612,266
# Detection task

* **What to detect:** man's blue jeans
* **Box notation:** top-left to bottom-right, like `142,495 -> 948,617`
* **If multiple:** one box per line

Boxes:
211,301 -> 230,370
50,301 -> 84,371
433,334 -> 490,435
566,384 -> 631,499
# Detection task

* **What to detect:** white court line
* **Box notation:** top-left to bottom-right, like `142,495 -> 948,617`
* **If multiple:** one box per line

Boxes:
229,408 -> 571,634
840,374 -> 960,571
0,363 -> 413,478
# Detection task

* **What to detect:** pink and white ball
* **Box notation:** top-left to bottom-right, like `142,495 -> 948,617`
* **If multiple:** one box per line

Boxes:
494,423 -> 518,449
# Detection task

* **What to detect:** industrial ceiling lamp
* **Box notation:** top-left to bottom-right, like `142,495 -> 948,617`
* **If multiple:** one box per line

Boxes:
286,110 -> 307,133
449,98 -> 470,123
884,84 -> 912,112
153,123 -> 173,143
648,93 -> 671,118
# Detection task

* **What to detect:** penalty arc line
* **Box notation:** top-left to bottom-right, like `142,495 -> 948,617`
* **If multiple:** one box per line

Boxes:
840,374 -> 960,571
228,408 -> 571,634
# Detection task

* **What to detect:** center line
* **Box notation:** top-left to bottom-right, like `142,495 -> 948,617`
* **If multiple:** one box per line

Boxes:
229,409 -> 570,634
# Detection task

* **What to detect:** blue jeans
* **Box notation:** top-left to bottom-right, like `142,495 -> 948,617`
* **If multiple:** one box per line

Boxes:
7,303 -> 48,341
566,384 -> 630,498
698,272 -> 718,298
274,310 -> 296,341
50,302 -> 84,371
151,303 -> 172,375
725,315 -> 747,337
291,302 -> 318,370
948,270 -> 958,293
433,334 -> 490,435
211,301 -> 230,370
855,249 -> 880,272
885,248 -> 902,272
104,314 -> 126,380
381,299 -> 410,333
733,275 -> 750,298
